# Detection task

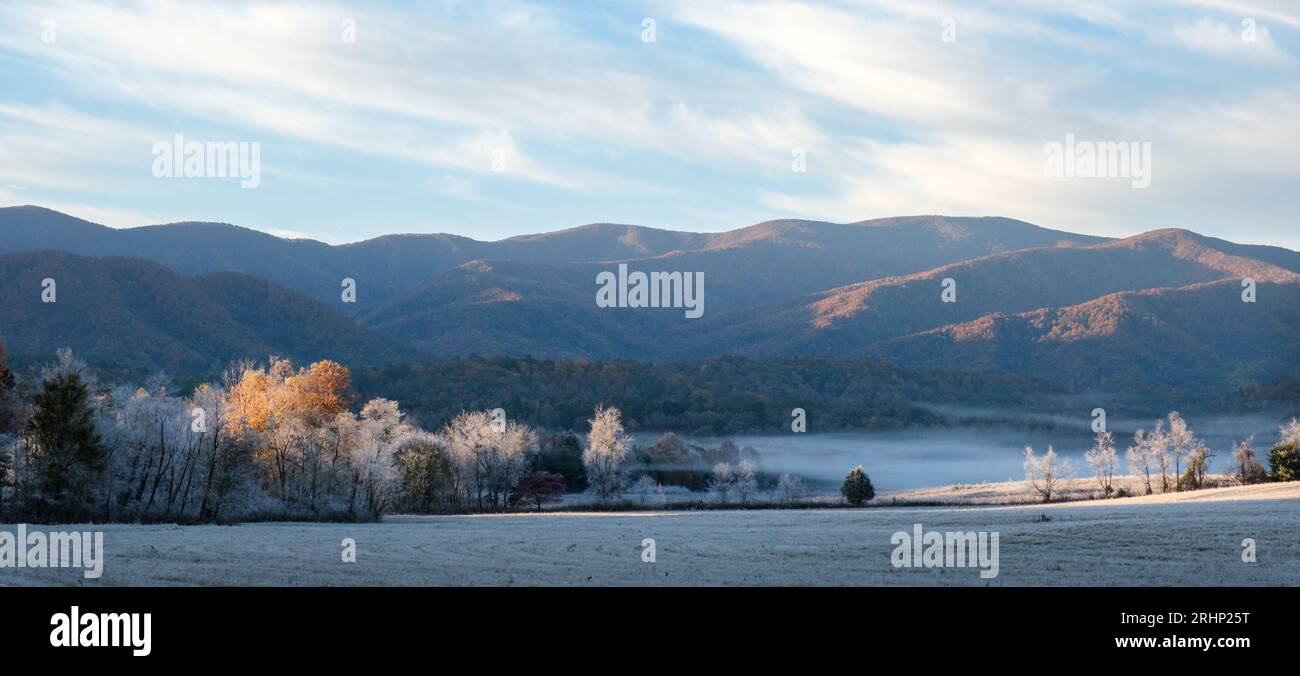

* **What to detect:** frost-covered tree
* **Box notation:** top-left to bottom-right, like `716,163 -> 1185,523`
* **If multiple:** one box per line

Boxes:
100,384 -> 198,520
583,405 -> 630,502
1268,433 -> 1300,483
1147,420 -> 1172,493
349,398 -> 414,517
440,409 -> 537,511
1231,436 -> 1266,486
3,349 -> 439,523
735,459 -> 758,504
1281,418 -> 1300,447
776,473 -> 807,504
490,420 -> 537,509
190,384 -> 252,521
1127,429 -> 1154,495
1084,430 -> 1118,497
1181,444 -> 1212,490
442,410 -> 497,509
1024,445 -> 1073,503
222,358 -> 360,512
1165,412 -> 1195,492
1270,418 -> 1300,482
710,462 -> 735,503
629,474 -> 659,506
392,432 -> 455,513
52,374 -> 257,523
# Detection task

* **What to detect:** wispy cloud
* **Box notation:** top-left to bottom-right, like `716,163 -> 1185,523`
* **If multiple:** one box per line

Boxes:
0,0 -> 1296,247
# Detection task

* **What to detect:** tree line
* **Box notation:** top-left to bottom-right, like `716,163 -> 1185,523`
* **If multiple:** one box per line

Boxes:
0,347 -> 418,522
350,355 -> 1064,436
4,342 -> 1296,521
1023,411 -> 1299,502
0,344 -> 792,521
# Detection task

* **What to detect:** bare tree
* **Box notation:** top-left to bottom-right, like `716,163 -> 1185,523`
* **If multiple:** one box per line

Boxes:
1024,445 -> 1073,503
1084,429 -> 1118,497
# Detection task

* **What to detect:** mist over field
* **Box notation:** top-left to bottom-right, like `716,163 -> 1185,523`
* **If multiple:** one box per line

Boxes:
650,413 -> 1289,490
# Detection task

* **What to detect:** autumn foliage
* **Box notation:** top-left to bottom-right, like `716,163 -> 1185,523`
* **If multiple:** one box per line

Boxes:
227,357 -> 353,433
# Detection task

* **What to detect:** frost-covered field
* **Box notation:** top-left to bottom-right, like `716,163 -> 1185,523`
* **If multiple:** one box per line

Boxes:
3,483 -> 1298,586
878,474 -> 1236,505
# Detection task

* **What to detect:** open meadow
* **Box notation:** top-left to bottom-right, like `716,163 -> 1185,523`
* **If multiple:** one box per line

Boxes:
4,482 -> 1297,587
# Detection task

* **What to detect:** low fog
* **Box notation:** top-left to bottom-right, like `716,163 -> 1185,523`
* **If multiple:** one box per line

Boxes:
648,414 -> 1291,491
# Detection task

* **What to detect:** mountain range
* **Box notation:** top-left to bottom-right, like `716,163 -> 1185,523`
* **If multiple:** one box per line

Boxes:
1,205 -> 1297,397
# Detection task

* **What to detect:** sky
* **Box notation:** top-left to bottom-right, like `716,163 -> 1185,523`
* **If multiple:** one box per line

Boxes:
0,0 -> 1298,248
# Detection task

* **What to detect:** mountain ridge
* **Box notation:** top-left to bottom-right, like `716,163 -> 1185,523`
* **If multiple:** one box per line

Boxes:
0,207 -> 1112,309
0,249 -> 404,375
2,205 -> 1296,397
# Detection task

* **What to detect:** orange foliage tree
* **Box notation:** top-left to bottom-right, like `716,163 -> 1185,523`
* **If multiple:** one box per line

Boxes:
227,357 -> 353,433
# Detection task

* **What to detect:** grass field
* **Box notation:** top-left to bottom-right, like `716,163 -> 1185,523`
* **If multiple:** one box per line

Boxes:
3,482 -> 1297,586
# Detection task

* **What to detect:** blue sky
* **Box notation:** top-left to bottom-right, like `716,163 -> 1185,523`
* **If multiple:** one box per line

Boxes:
1,0 -> 1298,248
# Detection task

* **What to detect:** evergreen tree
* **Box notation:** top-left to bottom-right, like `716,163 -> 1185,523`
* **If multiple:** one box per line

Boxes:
0,339 -> 21,435
0,341 -> 21,516
534,432 -> 587,491
841,465 -> 875,506
26,370 -> 105,519
1268,440 -> 1300,483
